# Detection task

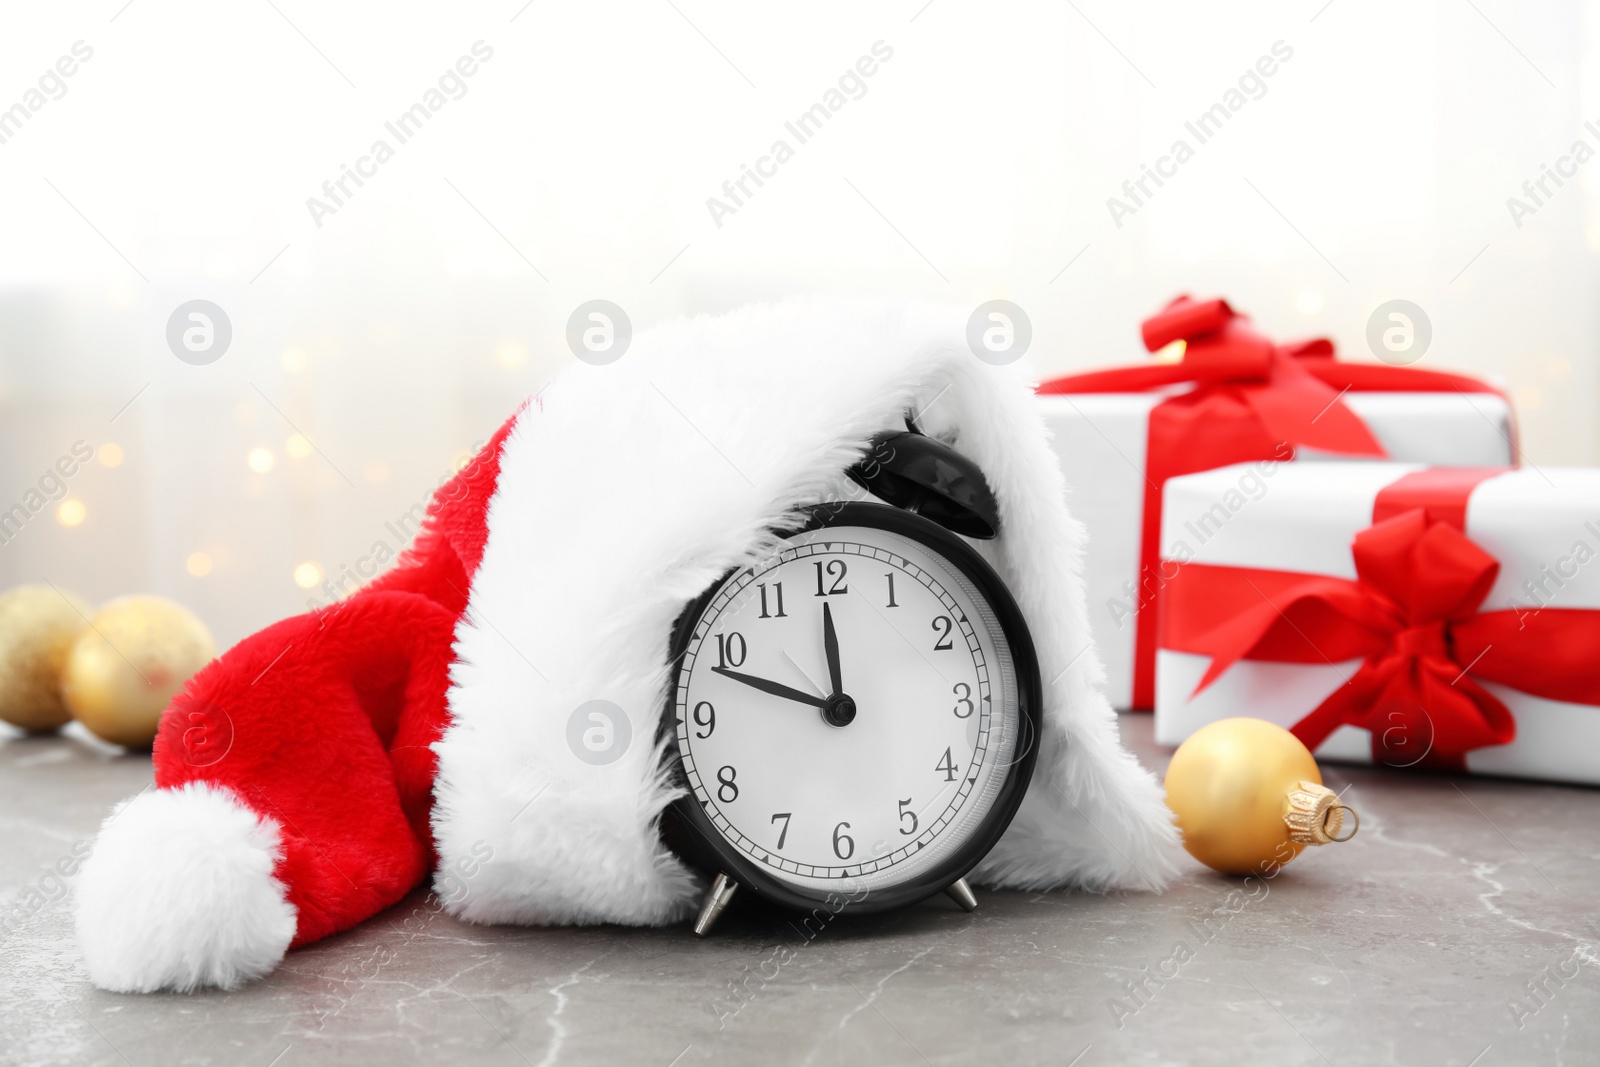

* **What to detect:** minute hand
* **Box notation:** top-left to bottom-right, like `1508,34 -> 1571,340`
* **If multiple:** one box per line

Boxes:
822,601 -> 843,697
711,666 -> 829,709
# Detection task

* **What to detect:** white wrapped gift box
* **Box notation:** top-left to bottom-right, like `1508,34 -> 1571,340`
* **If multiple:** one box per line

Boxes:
1153,461 -> 1600,785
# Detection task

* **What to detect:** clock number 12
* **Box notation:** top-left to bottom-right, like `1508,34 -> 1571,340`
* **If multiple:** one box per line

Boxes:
813,559 -> 848,596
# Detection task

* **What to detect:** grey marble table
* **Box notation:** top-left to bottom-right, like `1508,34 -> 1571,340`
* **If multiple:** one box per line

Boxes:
2,714 -> 1595,1067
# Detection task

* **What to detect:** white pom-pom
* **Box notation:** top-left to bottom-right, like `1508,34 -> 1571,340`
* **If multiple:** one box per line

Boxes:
76,782 -> 297,992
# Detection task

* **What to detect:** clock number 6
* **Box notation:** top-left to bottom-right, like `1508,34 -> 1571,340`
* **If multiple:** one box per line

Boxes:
952,682 -> 975,718
898,798 -> 918,836
716,765 -> 739,803
832,821 -> 855,860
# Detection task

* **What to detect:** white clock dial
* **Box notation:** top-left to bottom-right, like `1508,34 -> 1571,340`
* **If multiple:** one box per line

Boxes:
673,521 -> 1022,898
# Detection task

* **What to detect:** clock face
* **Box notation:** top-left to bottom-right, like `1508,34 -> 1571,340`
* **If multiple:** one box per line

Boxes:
669,504 -> 1035,907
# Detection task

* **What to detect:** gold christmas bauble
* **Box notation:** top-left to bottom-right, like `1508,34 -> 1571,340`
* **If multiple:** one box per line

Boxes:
1164,717 -> 1357,876
62,596 -> 216,749
0,585 -> 91,732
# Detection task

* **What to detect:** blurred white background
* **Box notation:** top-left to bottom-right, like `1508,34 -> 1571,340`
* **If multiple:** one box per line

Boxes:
1,0 -> 1594,647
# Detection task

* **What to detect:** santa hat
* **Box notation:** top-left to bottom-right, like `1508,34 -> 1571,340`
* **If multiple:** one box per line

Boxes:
75,296 -> 1179,993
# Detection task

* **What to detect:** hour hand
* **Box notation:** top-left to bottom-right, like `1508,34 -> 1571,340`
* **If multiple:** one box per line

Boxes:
711,666 -> 828,709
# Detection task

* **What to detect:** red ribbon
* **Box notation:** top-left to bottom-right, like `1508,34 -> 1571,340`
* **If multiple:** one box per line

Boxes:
1161,469 -> 1600,770
1039,295 -> 1512,708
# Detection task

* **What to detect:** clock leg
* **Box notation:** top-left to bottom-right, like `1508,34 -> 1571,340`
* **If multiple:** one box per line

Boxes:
693,873 -> 740,936
944,877 -> 978,912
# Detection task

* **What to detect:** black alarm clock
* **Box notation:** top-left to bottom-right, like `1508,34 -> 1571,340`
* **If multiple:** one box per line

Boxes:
662,425 -> 1043,933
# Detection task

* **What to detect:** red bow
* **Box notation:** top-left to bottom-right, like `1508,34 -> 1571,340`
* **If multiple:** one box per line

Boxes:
1180,510 -> 1516,769
1043,296 -> 1388,458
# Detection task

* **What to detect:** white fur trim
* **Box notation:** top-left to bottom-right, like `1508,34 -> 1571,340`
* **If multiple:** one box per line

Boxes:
433,296 -> 1178,925
76,783 -> 297,993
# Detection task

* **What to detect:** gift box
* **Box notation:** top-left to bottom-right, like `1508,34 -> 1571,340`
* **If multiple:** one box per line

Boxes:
1038,296 -> 1516,710
1153,462 -> 1600,786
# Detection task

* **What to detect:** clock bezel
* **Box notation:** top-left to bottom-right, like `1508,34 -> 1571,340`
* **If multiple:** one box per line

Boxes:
660,500 -> 1044,916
